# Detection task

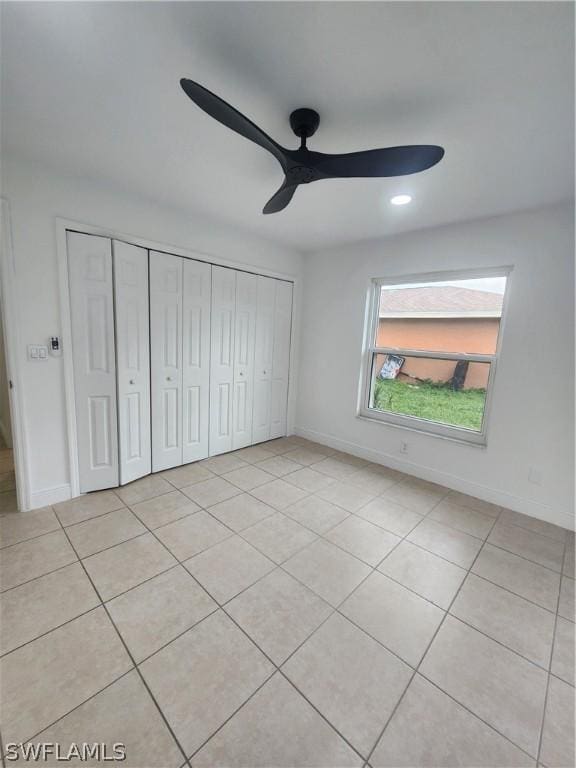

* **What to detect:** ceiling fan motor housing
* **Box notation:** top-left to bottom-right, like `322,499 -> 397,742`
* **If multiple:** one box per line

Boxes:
290,108 -> 320,138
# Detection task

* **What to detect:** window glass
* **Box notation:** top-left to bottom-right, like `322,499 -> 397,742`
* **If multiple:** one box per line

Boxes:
370,354 -> 491,432
376,276 -> 507,354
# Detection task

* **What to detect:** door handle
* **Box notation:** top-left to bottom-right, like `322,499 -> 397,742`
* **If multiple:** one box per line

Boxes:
166,376 -> 173,381
239,371 -> 244,377
129,379 -> 136,385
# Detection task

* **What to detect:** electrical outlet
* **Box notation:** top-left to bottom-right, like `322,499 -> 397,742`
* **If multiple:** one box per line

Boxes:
400,441 -> 409,454
528,467 -> 542,485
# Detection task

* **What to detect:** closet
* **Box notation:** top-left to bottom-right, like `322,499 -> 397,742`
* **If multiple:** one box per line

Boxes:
67,232 -> 293,493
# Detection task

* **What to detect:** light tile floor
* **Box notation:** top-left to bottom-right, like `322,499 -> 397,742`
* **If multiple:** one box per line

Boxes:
0,436 -> 574,767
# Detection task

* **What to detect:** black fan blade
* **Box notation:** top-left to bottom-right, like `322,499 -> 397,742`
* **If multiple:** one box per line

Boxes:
311,145 -> 444,178
263,180 -> 298,214
180,78 -> 286,168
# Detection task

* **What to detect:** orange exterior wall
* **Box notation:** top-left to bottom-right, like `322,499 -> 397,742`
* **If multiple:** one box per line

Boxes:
377,318 -> 500,389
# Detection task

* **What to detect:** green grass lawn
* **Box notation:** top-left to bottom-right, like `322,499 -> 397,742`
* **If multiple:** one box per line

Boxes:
373,378 -> 486,431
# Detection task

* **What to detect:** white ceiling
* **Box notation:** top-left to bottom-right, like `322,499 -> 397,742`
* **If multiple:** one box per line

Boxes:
2,2 -> 573,251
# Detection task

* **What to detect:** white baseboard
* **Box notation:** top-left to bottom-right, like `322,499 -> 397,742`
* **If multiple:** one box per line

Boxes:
29,483 -> 72,510
294,426 -> 575,532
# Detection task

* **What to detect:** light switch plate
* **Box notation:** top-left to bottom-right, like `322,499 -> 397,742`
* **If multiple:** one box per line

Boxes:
27,344 -> 49,361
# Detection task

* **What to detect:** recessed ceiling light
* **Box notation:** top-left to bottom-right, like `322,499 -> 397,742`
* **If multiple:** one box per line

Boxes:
390,194 -> 412,206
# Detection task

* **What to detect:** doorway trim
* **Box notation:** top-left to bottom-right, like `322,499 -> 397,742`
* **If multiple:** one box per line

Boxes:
0,198 -> 32,510
55,216 -> 300,502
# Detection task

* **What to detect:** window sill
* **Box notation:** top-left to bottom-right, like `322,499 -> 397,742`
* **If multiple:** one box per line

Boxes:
356,410 -> 487,448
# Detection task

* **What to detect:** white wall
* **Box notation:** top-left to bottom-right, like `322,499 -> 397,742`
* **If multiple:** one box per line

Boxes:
296,204 -> 574,530
2,154 -> 303,509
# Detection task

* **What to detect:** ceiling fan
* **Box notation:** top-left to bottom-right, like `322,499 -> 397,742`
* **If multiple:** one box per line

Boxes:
180,78 -> 444,214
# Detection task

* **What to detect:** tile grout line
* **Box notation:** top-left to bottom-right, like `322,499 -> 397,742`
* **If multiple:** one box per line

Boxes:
0,522 -> 64,551
67,527 -> 152,560
305,493 -> 475,679
195,556 -> 382,762
163,468 -> 555,583
0,560 -> 189,660
2,446 -> 571,763
462,568 -> 561,617
52,518 -> 192,768
363,506 -> 494,757
275,487 -> 454,619
52,501 -> 128,529
255,490 -> 536,764
130,450 -> 383,761
361,503 -> 567,674
0,475 -> 545,661
182,668 -> 279,762
108,478 -> 392,763
439,612 -> 555,676
0,557 -> 80,596
16,667 -> 137,751
217,469 -> 452,570
485,540 -> 565,575
356,562 -> 560,675
361,503 -> 542,766
187,488 -> 459,762
410,670 -> 539,763
6,525 -> 569,759
2,483 -> 562,668
493,516 -> 569,545
2,464 -> 502,567
535,531 -> 569,765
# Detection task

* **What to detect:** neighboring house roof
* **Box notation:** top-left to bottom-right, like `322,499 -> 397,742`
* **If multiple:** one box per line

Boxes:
379,285 -> 504,319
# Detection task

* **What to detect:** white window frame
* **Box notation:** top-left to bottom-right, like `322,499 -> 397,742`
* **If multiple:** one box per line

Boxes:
357,267 -> 512,446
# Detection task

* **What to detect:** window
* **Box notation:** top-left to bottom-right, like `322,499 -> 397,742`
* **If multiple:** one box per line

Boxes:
359,269 -> 510,444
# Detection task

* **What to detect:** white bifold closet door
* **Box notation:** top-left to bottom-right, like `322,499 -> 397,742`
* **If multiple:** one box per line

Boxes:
150,251 -> 183,471
252,276 -> 275,444
209,267 -> 259,455
252,277 -> 293,443
113,240 -> 151,484
182,258 -> 211,463
209,266 -> 236,455
150,251 -> 211,471
233,271 -> 257,450
69,233 -> 291,490
270,280 -> 293,439
68,232 -> 119,492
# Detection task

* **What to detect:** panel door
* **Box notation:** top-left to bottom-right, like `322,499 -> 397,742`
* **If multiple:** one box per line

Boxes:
150,251 -> 183,471
270,280 -> 293,439
113,241 -> 151,484
67,231 -> 118,492
209,266 -> 236,456
182,259 -> 211,463
232,271 -> 257,450
252,275 -> 275,444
